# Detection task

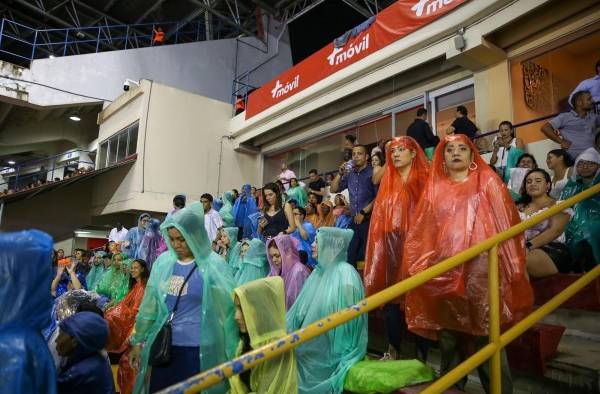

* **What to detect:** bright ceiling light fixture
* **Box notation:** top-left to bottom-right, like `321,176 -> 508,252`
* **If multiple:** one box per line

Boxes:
68,113 -> 81,122
7,160 -> 16,165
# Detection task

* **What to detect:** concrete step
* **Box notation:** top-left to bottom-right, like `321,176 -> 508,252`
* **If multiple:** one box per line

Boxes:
541,308 -> 600,339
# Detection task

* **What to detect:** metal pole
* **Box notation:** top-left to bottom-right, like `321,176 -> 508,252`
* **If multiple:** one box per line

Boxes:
96,26 -> 100,52
31,29 -> 38,60
0,201 -> 4,228
0,19 -> 6,49
63,29 -> 68,56
488,244 -> 501,394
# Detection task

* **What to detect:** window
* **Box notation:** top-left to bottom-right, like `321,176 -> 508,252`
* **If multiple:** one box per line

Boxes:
97,121 -> 139,169
428,79 -> 475,137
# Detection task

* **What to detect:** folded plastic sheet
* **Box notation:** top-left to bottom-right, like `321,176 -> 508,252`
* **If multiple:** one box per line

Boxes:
0,230 -> 57,394
403,135 -> 533,340
344,359 -> 435,394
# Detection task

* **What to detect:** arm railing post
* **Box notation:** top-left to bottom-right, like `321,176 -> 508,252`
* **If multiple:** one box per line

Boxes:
488,244 -> 501,394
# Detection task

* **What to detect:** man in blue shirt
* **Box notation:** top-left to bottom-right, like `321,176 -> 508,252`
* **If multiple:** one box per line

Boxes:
331,145 -> 377,267
569,60 -> 600,108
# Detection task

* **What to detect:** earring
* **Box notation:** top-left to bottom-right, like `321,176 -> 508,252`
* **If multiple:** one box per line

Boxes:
469,161 -> 478,171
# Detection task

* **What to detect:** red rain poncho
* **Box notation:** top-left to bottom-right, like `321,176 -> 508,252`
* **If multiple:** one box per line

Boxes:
403,135 -> 533,339
364,137 -> 429,299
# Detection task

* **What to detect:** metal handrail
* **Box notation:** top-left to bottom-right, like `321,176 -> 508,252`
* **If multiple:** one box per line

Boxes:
159,182 -> 600,394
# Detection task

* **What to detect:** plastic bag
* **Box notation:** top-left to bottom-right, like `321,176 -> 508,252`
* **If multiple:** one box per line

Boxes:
344,359 -> 436,394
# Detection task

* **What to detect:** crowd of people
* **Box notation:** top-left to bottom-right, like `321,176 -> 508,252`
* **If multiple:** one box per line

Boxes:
1,81 -> 599,393
0,165 -> 95,198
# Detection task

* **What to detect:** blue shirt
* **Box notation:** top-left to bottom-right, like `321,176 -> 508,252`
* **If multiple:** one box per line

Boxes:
166,261 -> 203,347
291,221 -> 317,268
338,164 -> 377,216
549,110 -> 600,159
569,75 -> 600,106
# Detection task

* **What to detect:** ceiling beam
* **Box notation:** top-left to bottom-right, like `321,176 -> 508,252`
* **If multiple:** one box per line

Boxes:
135,0 -> 168,24
186,0 -> 258,39
340,0 -> 372,17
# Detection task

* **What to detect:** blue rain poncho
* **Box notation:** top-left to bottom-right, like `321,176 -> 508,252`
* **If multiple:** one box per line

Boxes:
234,238 -> 270,286
560,148 -> 600,264
291,220 -> 317,268
287,227 -> 367,394
136,218 -> 163,268
233,184 -> 259,238
0,230 -> 57,394
220,191 -> 236,227
131,202 -> 239,394
123,213 -> 151,258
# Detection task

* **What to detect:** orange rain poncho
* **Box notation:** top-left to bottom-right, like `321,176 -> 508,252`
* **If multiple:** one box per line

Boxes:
403,135 -> 533,340
364,137 -> 429,299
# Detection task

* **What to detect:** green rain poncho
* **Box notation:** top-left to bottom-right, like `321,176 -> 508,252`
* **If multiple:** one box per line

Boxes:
131,202 -> 239,394
287,227 -> 367,394
220,191 -> 236,227
286,184 -> 308,209
234,239 -> 270,286
223,227 -> 241,269
229,277 -> 298,394
86,252 -> 107,291
560,148 -> 600,266
95,253 -> 129,302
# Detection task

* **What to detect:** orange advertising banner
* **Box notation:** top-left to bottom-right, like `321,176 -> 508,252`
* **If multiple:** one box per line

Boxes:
245,0 -> 469,119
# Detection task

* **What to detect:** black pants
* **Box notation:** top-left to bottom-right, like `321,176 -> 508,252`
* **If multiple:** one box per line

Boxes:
348,218 -> 370,267
439,330 -> 513,394
149,346 -> 201,392
383,304 -> 429,361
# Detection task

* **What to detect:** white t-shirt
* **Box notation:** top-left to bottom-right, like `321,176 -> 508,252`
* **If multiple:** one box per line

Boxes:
278,169 -> 297,190
108,227 -> 129,242
204,209 -> 224,242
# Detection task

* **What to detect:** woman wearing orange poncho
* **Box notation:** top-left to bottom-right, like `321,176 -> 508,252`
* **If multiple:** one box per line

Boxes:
403,135 -> 533,393
364,136 -> 429,361
104,259 -> 149,394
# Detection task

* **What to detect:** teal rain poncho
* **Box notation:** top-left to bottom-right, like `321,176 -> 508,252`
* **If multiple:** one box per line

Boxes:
287,184 -> 308,209
223,227 -> 241,266
560,147 -> 600,266
287,227 -> 367,394
86,252 -> 107,291
131,202 -> 239,394
95,253 -> 128,301
234,238 -> 270,286
220,191 -> 236,227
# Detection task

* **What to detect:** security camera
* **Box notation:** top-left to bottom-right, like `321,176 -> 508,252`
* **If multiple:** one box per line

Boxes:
123,79 -> 140,91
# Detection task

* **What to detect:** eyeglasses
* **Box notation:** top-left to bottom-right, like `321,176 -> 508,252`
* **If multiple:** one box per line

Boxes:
576,160 -> 598,168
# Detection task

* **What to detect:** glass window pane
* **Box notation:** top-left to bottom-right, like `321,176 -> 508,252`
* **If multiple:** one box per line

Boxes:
98,142 -> 108,169
127,123 -> 139,156
108,137 -> 118,165
117,132 -> 128,162
394,105 -> 424,136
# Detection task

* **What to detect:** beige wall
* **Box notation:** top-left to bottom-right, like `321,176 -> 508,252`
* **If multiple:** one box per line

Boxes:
474,60 -> 512,133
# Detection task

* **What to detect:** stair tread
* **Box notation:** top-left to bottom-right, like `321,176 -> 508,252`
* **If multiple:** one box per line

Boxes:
549,334 -> 600,372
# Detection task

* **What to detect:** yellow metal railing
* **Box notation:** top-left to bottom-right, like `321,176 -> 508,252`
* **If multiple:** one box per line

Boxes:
160,182 -> 600,394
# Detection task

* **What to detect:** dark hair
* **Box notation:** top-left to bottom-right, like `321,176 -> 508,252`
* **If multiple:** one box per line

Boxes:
498,121 -> 515,138
517,153 -> 538,168
334,194 -> 346,205
308,169 -> 318,175
200,193 -> 213,202
595,131 -> 600,145
305,201 -> 317,213
517,169 -> 552,206
294,206 -> 306,217
345,134 -> 356,143
232,189 -> 239,195
372,151 -> 384,166
173,194 -> 186,208
76,301 -> 104,318
262,183 -> 283,212
596,59 -> 600,75
416,108 -> 427,117
290,177 -> 299,187
129,259 -> 150,290
570,90 -> 590,108
456,105 -> 468,116
298,250 -> 309,266
275,180 -> 285,192
547,149 -> 575,167
353,144 -> 368,154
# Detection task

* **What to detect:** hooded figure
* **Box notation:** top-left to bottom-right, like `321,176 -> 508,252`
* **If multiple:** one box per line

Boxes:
136,218 -> 163,269
230,277 -> 298,394
130,202 -> 239,394
560,147 -> 600,266
286,180 -> 308,209
234,238 -> 270,286
56,311 -> 115,394
364,136 -> 429,298
233,184 -> 259,238
317,200 -> 336,228
86,251 -> 107,291
287,227 -> 367,394
221,227 -> 241,263
220,191 -> 236,227
123,213 -> 151,258
96,253 -> 130,304
403,134 -> 533,340
0,230 -> 57,394
267,235 -> 310,310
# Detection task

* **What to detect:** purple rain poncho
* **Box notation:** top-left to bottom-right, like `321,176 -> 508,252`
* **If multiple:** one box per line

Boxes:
267,234 -> 310,310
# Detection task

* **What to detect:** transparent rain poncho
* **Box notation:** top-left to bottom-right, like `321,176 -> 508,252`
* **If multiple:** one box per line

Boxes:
403,135 -> 533,340
96,253 -> 130,304
229,277 -> 298,394
560,147 -> 600,265
364,136 -> 429,299
267,235 -> 310,310
136,218 -> 163,269
131,201 -> 239,394
123,213 -> 151,258
286,184 -> 308,209
234,238 -> 270,286
233,184 -> 259,238
86,251 -> 107,291
0,230 -> 57,394
222,227 -> 241,266
220,191 -> 236,227
287,227 -> 367,394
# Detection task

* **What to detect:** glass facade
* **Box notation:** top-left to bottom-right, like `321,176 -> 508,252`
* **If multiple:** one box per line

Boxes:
97,121 -> 139,169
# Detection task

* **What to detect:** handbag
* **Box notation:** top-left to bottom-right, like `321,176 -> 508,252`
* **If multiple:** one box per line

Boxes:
149,263 -> 198,366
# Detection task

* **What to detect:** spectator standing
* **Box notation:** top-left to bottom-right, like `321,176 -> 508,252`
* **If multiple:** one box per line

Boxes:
258,183 -> 296,239
343,134 -> 357,162
569,59 -> 600,107
123,213 -> 151,258
541,90 -> 600,159
201,193 -> 224,242
307,169 -> 327,203
108,222 -> 128,243
278,163 -> 296,191
446,105 -> 478,140
167,194 -> 186,218
407,108 -> 439,160
152,27 -> 165,45
330,145 -> 377,267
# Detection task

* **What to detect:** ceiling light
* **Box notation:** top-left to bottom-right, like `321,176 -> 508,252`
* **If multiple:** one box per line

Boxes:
7,160 -> 15,165
49,54 -> 56,59
68,113 -> 81,122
